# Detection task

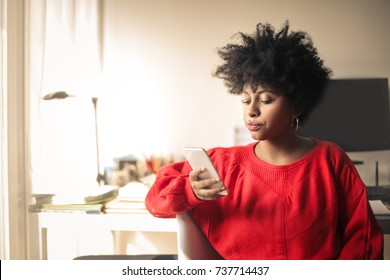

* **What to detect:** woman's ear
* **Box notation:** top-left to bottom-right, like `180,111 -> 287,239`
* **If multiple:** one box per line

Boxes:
291,106 -> 302,131
291,103 -> 303,118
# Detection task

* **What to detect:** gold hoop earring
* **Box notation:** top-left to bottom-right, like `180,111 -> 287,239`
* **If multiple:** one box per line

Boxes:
292,116 -> 299,131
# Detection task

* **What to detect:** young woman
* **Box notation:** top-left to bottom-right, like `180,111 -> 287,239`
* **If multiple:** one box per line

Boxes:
145,22 -> 383,259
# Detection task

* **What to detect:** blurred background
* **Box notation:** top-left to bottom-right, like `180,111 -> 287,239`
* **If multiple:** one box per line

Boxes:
2,0 -> 390,259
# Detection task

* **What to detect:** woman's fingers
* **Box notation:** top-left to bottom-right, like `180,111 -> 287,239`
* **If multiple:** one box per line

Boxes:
189,168 -> 226,200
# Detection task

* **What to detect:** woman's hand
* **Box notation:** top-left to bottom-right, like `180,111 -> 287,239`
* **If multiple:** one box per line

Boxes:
189,167 -> 227,200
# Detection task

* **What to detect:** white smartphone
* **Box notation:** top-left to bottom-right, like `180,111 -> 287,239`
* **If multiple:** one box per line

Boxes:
182,147 -> 228,195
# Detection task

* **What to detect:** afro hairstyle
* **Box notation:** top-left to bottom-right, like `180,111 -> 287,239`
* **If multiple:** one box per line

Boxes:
213,21 -> 332,124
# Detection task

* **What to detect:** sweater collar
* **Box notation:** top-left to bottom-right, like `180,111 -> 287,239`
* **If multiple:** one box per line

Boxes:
245,138 -> 321,171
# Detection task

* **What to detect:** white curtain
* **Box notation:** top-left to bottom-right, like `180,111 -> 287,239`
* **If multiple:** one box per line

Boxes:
27,0 -> 102,197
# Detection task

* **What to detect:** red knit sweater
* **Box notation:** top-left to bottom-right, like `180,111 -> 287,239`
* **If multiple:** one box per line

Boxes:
145,140 -> 384,259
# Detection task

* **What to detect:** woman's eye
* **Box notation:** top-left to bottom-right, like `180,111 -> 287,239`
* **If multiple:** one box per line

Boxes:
241,98 -> 273,105
261,99 -> 273,104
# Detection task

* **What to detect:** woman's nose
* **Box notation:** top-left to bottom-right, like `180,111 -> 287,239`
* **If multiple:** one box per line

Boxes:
248,103 -> 260,118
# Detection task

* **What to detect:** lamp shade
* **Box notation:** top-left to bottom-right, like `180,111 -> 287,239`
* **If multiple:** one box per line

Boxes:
42,91 -> 74,100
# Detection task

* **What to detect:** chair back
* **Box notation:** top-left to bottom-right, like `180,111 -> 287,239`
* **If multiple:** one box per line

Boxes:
176,211 -> 223,260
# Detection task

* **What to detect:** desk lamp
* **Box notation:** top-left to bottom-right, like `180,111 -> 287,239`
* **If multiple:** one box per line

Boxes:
42,91 -> 105,186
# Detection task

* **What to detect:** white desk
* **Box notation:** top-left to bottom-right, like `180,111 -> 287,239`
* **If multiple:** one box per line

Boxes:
369,200 -> 390,234
36,212 -> 178,260
36,211 -> 390,260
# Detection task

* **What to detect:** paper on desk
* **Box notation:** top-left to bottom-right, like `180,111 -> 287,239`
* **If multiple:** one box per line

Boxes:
118,181 -> 149,202
369,200 -> 390,215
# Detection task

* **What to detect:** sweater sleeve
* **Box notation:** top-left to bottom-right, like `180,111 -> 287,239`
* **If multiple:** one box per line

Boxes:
337,187 -> 384,259
335,154 -> 384,259
145,160 -> 205,218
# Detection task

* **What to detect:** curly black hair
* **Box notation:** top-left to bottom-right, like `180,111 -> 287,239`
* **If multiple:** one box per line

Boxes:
213,21 -> 332,124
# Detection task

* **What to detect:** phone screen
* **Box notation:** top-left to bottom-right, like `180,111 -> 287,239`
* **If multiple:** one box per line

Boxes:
182,147 -> 228,195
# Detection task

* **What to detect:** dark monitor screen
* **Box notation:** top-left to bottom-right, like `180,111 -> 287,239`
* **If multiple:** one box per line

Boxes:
298,78 -> 390,152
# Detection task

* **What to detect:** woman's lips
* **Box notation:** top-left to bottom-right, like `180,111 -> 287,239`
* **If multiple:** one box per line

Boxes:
246,123 -> 263,131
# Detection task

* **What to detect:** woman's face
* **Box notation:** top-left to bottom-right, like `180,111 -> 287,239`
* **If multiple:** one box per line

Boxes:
242,84 -> 296,141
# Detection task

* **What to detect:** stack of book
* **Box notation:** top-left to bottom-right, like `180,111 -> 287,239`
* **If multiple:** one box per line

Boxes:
40,202 -> 104,214
104,181 -> 149,214
41,186 -> 119,214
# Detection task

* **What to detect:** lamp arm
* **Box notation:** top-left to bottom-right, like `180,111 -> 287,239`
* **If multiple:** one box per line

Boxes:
92,97 -> 104,185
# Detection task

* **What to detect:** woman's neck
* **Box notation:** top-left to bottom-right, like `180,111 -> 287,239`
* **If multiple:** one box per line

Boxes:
255,134 -> 315,165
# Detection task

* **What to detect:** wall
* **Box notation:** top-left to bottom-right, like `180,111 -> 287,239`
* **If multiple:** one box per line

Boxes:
101,0 -> 390,172
102,0 -> 390,258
